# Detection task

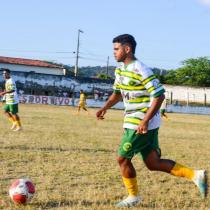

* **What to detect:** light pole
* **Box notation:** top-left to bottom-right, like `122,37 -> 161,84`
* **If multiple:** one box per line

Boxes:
106,56 -> 109,78
74,29 -> 84,77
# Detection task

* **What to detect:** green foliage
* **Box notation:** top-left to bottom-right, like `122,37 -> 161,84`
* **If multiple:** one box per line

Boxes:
164,70 -> 179,85
155,74 -> 165,84
164,57 -> 210,87
97,73 -> 113,79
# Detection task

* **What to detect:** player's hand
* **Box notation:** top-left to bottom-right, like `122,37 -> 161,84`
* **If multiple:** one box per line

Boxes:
0,91 -> 6,96
136,120 -> 148,134
96,108 -> 106,120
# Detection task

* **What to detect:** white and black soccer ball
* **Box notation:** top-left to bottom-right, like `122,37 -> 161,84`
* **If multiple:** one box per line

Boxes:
9,178 -> 35,204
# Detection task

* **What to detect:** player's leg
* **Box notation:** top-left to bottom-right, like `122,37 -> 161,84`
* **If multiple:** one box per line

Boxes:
82,105 -> 90,115
77,105 -> 81,112
162,111 -> 168,119
10,104 -> 22,131
83,107 -> 87,111
3,104 -> 16,129
80,103 -> 86,111
144,149 -> 178,173
12,113 -> 22,131
115,129 -> 142,207
161,109 -> 168,119
143,136 -> 208,199
116,156 -> 140,207
163,113 -> 168,118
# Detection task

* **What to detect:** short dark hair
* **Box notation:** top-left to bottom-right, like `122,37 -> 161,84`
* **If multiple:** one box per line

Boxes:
1,68 -> 11,74
112,34 -> 137,54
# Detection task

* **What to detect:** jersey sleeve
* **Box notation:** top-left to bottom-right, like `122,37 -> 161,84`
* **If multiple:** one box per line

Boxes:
140,67 -> 165,98
113,69 -> 121,94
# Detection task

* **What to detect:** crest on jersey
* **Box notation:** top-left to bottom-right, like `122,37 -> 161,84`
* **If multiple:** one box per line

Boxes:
152,79 -> 160,88
129,80 -> 136,86
123,142 -> 132,152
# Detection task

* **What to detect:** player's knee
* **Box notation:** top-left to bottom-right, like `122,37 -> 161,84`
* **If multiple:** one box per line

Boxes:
146,164 -> 157,171
4,110 -> 8,115
117,156 -> 127,166
145,160 -> 160,171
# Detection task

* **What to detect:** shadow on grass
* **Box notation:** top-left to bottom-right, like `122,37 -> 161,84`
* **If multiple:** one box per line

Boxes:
32,200 -> 77,209
32,199 -> 111,209
0,145 -> 114,153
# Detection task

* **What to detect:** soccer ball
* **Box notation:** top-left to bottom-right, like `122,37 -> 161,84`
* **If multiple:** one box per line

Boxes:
9,178 -> 35,204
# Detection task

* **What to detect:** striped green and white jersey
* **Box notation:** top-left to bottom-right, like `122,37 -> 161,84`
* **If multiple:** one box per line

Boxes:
5,78 -> 19,105
113,60 -> 165,130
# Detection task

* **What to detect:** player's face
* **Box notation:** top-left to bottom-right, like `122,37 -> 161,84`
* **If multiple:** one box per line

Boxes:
113,43 -> 127,62
2,71 -> 10,80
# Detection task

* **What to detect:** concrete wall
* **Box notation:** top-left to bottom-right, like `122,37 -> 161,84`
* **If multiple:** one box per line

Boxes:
0,71 -> 113,96
18,94 -> 210,116
1,70 -> 210,105
164,85 -> 210,104
167,104 -> 210,115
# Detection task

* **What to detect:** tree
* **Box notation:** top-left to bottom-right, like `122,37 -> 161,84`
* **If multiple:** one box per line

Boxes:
176,57 -> 210,86
164,57 -> 210,87
164,70 -> 179,85
97,73 -> 113,79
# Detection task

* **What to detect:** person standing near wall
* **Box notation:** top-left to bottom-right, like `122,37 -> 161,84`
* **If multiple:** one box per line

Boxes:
0,68 -> 22,131
160,97 -> 168,119
77,90 -> 89,114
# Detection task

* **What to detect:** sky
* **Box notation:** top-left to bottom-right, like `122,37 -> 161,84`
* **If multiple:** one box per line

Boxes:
0,0 -> 210,69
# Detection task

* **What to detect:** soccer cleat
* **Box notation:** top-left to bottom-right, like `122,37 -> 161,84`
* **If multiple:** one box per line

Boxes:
115,195 -> 141,208
10,123 -> 16,130
193,170 -> 208,199
13,126 -> 23,132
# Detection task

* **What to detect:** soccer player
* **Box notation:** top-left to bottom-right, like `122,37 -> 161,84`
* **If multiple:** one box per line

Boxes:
77,90 -> 89,114
160,97 -> 168,119
0,68 -> 22,131
96,34 -> 207,207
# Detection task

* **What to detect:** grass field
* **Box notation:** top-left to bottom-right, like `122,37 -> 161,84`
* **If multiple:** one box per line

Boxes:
0,104 -> 209,210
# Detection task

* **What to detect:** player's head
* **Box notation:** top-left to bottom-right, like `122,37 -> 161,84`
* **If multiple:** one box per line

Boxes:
112,34 -> 137,62
2,68 -> 11,80
80,90 -> 83,93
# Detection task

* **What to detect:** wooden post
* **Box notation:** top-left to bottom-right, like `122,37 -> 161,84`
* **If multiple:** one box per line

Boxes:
170,92 -> 173,104
204,93 -> 207,106
186,92 -> 189,106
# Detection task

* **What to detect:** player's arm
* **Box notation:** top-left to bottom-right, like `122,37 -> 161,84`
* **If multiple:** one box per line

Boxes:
96,92 -> 122,120
0,89 -> 14,96
136,94 -> 165,134
136,67 -> 165,134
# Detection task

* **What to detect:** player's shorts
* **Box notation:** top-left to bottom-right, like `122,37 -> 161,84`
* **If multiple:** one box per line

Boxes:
160,109 -> 166,114
118,128 -> 161,160
3,104 -> 19,114
79,101 -> 86,108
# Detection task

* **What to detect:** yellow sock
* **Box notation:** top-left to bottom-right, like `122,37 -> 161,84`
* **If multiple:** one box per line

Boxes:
9,117 -> 15,124
15,120 -> 21,127
122,176 -> 138,196
170,163 -> 195,180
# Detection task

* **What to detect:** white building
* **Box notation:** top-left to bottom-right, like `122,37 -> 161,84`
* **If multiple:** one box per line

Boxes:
0,56 -> 65,75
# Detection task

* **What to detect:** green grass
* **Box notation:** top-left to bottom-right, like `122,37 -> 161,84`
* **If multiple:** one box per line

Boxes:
0,104 -> 209,210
